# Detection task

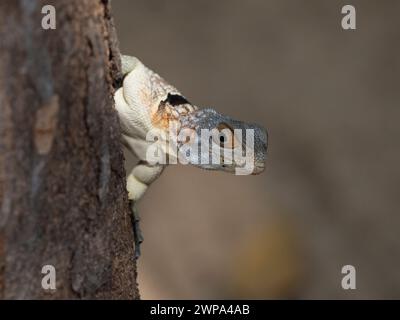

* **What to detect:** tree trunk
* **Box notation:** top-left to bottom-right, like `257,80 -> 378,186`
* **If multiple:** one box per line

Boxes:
0,0 -> 139,299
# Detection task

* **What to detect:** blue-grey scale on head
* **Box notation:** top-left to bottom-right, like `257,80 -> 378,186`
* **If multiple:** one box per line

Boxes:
178,108 -> 267,174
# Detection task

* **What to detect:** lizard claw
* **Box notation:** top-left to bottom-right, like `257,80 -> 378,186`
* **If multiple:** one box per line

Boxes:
129,200 -> 144,260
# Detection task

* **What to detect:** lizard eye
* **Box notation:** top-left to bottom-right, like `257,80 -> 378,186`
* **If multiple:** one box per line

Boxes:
213,122 -> 237,149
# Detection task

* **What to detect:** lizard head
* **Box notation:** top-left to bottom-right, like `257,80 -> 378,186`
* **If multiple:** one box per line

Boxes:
178,108 -> 268,175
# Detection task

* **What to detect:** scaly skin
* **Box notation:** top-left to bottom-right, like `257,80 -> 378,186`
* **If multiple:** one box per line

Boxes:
114,55 -> 268,258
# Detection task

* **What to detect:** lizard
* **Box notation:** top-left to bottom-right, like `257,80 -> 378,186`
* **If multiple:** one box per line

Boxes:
114,55 -> 268,259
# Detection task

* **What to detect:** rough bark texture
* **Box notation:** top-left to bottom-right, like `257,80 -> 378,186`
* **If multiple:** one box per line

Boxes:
0,0 -> 139,299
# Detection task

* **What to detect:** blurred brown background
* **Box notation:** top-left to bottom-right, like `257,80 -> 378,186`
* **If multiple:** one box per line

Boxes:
113,0 -> 400,299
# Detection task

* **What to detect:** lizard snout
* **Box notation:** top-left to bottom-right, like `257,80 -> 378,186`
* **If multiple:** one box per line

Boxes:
252,126 -> 268,175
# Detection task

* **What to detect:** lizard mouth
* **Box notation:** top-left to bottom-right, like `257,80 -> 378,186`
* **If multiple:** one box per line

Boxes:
251,163 -> 266,175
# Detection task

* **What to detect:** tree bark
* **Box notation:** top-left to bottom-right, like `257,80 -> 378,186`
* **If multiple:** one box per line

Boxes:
0,0 -> 139,299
